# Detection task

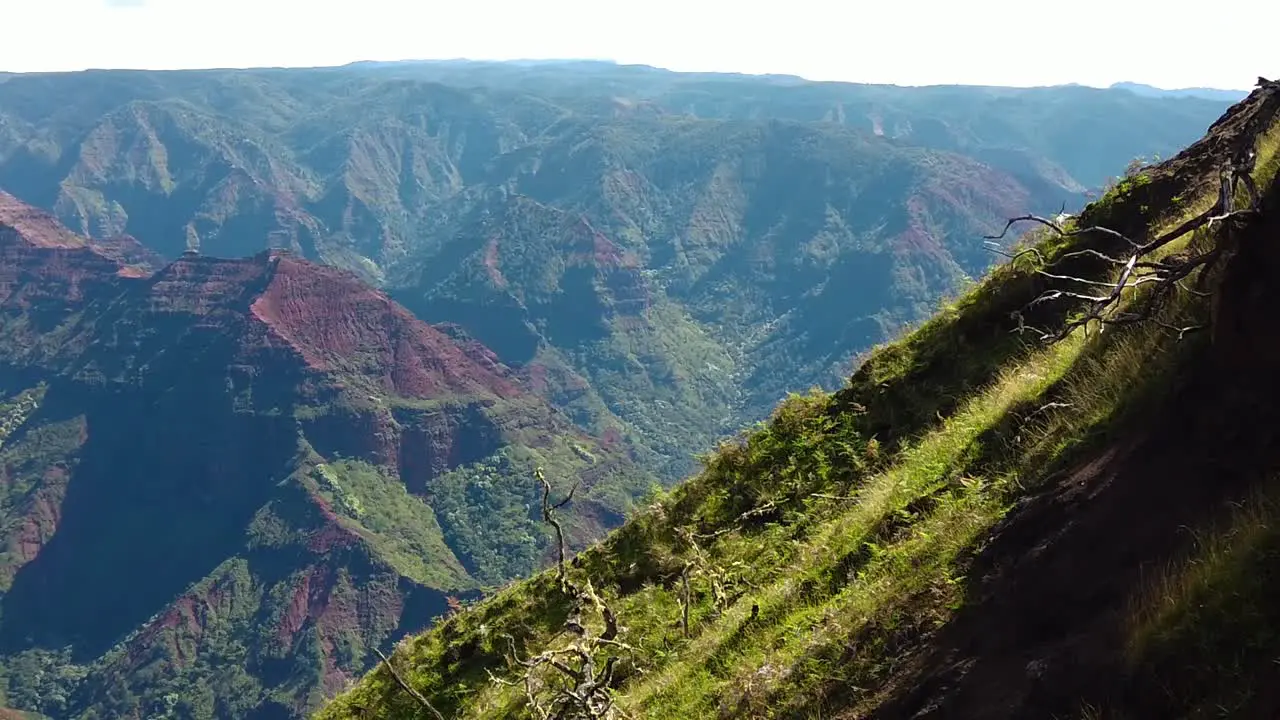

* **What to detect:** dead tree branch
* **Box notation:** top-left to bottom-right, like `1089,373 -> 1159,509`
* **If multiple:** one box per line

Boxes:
986,156 -> 1263,342
985,214 -> 1142,250
672,526 -> 750,637
537,467 -> 578,591
687,499 -> 780,540
493,468 -> 628,719
679,563 -> 693,638
374,647 -> 446,720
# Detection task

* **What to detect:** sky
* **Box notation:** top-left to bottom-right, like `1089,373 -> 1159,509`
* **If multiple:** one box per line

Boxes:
1,0 -> 1274,89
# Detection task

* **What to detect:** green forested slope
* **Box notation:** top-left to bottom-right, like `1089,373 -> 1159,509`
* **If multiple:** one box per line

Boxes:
316,83 -> 1280,720
0,198 -> 654,719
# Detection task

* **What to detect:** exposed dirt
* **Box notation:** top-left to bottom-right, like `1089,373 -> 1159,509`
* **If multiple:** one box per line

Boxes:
0,191 -> 89,249
1,190 -> 158,281
252,253 -> 523,400
0,229 -> 129,309
8,467 -> 71,574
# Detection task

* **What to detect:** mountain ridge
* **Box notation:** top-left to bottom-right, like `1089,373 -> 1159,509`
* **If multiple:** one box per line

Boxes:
0,191 -> 654,719
1110,80 -> 1250,102
0,68 -> 1234,483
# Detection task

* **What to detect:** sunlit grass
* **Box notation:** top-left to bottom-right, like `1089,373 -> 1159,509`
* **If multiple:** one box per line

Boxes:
1117,480 -> 1280,718
623,337 -> 1081,716
1253,115 -> 1280,188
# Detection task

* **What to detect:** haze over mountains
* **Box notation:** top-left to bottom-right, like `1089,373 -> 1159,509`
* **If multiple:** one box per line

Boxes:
0,59 -> 1246,718
0,60 -> 1233,477
1109,80 -> 1250,102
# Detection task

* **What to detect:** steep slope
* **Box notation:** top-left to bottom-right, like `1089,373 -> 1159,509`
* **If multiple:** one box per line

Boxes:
316,83 -> 1280,720
0,193 -> 653,719
0,66 -> 1233,481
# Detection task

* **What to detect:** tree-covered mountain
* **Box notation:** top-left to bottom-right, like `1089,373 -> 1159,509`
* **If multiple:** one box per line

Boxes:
0,192 -> 652,718
0,62 -> 1234,478
319,80 -> 1280,720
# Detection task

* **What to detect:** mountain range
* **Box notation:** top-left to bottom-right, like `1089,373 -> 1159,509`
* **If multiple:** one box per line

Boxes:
0,61 -> 1235,478
0,60 -> 1248,718
1109,80 -> 1251,102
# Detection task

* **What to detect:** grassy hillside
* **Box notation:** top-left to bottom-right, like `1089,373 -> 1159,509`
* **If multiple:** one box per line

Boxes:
0,65 -> 1232,480
315,85 -> 1280,719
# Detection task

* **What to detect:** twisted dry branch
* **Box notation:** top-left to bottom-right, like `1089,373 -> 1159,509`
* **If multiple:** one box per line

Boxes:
988,158 -> 1262,342
493,468 -> 628,719
537,467 -> 578,592
374,647 -> 446,720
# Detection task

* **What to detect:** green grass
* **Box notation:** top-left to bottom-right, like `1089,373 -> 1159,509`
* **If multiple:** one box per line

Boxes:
621,338 -> 1081,718
1120,481 -> 1280,718
309,460 -> 474,591
1254,116 -> 1280,188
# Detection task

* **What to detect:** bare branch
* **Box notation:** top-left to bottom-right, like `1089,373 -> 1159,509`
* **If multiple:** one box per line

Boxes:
986,156 -> 1262,344
1052,247 -> 1130,265
984,214 -> 1142,249
679,563 -> 692,639
1153,320 -> 1205,341
536,467 -> 575,590
984,241 -> 1045,265
497,469 -> 628,719
1019,402 -> 1075,424
374,647 -> 446,720
1034,268 -> 1160,288
687,499 -> 780,540
983,214 -> 1066,242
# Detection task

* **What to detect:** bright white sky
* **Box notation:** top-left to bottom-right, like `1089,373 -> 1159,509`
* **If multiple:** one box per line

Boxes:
1,0 -> 1274,89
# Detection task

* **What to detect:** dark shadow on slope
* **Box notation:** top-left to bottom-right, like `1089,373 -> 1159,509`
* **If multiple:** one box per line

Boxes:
245,700 -> 296,720
406,295 -> 541,366
0,370 -> 298,661
862,159 -> 1280,720
861,352 -> 1280,719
